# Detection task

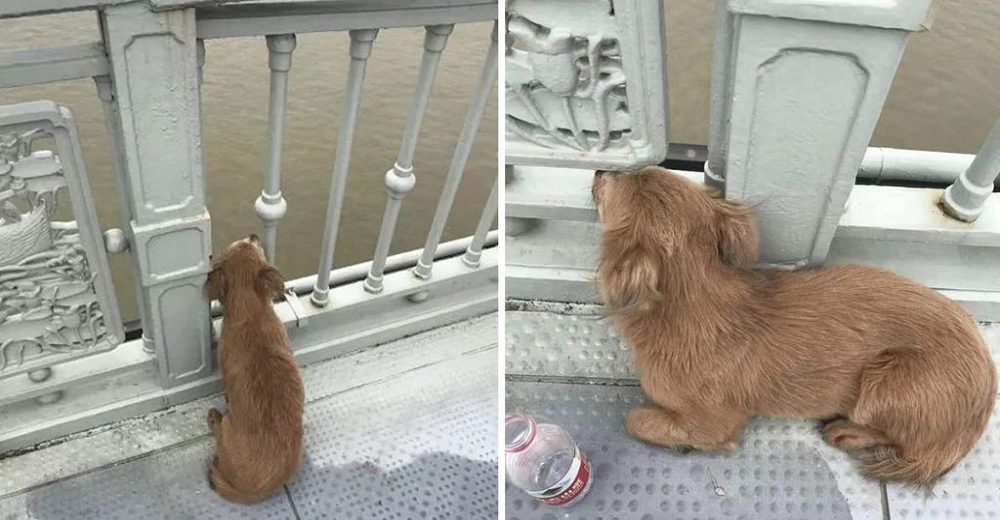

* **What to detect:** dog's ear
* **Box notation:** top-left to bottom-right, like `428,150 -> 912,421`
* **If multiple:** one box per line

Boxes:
714,198 -> 758,269
256,265 -> 286,300
205,267 -> 225,301
597,245 -> 660,313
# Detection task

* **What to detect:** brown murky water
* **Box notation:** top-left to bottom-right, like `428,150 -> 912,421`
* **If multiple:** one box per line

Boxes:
0,12 -> 498,321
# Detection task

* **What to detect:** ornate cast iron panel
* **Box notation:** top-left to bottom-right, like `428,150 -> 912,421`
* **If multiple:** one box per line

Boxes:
0,101 -> 123,379
504,0 -> 669,169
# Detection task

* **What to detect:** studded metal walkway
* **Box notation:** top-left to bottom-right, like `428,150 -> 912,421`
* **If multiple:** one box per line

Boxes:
505,303 -> 1000,520
0,314 -> 498,520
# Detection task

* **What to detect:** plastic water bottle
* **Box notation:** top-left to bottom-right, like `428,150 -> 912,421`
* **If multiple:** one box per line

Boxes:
505,413 -> 592,506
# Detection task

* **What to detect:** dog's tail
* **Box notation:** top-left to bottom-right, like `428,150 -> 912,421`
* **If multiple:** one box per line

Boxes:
209,462 -> 269,504
856,443 -> 965,490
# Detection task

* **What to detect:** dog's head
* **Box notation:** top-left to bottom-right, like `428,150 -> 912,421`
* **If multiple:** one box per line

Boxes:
206,234 -> 285,302
592,167 -> 758,313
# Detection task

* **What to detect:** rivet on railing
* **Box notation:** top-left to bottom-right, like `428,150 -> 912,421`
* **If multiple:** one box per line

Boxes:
463,178 -> 498,269
942,119 -> 1000,222
414,21 -> 498,281
311,29 -> 380,307
255,33 -> 297,262
35,391 -> 63,405
365,24 -> 455,294
407,290 -> 430,303
28,367 -> 52,383
103,228 -> 129,253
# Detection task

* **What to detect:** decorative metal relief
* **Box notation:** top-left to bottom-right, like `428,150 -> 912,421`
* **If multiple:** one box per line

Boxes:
0,101 -> 123,378
505,0 -> 669,169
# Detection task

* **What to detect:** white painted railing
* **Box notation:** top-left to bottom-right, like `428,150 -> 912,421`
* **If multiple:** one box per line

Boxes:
0,0 -> 498,453
505,0 -> 1000,320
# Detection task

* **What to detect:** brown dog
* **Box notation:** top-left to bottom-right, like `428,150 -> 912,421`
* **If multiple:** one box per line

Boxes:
592,166 -> 996,488
205,234 -> 304,503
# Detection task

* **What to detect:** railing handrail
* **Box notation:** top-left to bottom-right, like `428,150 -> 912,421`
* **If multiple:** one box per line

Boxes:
0,0 -> 494,20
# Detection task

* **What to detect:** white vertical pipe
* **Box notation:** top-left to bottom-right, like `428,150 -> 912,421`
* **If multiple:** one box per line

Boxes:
462,178 -> 498,269
364,24 -> 454,294
94,76 -> 155,354
255,33 -> 296,262
311,29 -> 379,307
414,21 -> 496,280
942,119 -> 1000,222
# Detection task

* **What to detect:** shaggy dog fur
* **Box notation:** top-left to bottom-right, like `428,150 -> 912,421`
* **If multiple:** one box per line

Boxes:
205,235 -> 304,503
592,167 -> 996,488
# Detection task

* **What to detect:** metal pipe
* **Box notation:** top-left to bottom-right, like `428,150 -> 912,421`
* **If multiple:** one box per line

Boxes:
364,24 -> 454,294
310,29 -> 378,307
256,33 -> 296,261
859,147 -> 974,185
942,119 -> 1000,222
414,21 -> 497,280
462,178 -> 498,268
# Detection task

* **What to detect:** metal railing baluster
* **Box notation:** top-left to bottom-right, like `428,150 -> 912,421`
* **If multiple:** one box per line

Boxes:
462,177 -> 497,269
311,29 -> 379,307
942,119 -> 1000,222
364,24 -> 454,294
413,21 -> 497,280
256,34 -> 296,262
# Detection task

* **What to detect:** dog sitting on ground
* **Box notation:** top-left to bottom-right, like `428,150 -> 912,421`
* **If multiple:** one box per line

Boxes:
205,234 -> 304,503
592,166 -> 996,488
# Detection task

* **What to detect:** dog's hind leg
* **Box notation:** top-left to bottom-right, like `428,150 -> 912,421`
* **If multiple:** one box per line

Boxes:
626,406 -> 745,452
821,419 -> 892,454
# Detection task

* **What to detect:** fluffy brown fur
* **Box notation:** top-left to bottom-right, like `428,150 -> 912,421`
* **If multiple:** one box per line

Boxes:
205,235 -> 304,503
592,166 -> 996,488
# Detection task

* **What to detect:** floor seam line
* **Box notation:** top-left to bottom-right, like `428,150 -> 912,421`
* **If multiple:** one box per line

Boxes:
284,484 -> 302,520
0,433 -> 211,500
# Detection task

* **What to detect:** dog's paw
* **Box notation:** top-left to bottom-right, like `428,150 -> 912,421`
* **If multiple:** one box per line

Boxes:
207,407 -> 222,427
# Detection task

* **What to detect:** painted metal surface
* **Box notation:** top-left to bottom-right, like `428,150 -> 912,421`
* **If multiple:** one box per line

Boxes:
942,119 -> 1000,222
463,177 -> 498,269
365,24 -> 454,294
256,33 -> 296,262
708,0 -> 935,268
0,102 -> 124,384
310,29 -> 378,308
0,43 -> 108,89
414,21 -> 498,280
101,3 -> 213,388
504,0 -> 669,169
195,0 -> 496,39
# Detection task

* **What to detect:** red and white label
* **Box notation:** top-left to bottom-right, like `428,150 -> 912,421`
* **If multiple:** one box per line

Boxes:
526,449 -> 592,506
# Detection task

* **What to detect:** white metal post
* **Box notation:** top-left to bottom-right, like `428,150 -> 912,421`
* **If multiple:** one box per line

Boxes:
364,24 -> 454,293
942,119 -> 1000,222
102,4 -> 213,387
708,0 -> 937,267
311,29 -> 378,307
414,21 -> 497,280
256,33 -> 296,261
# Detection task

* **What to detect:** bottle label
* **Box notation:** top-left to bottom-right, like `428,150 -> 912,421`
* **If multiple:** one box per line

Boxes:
526,449 -> 591,506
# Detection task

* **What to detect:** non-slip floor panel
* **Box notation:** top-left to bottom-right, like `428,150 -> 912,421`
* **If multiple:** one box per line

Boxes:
0,316 -> 498,519
287,346 -> 498,519
505,381 -> 883,520
0,439 -> 296,520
